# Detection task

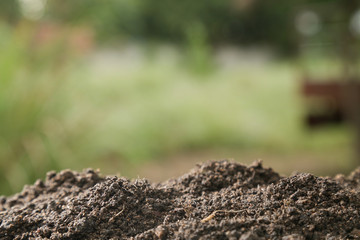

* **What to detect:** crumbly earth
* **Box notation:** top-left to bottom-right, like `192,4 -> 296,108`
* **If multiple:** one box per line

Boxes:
1,160 -> 360,239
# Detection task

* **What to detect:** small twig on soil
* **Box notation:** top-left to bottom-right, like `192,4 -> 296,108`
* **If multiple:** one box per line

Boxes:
201,210 -> 243,223
109,207 -> 125,223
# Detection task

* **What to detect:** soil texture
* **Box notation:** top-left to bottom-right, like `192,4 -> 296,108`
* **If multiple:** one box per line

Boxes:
1,160 -> 360,239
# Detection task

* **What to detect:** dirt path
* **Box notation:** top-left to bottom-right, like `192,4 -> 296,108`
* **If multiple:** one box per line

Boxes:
134,148 -> 353,182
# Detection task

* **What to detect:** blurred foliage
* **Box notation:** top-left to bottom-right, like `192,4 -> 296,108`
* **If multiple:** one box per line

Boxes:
43,0 -> 359,54
0,23 -> 73,194
98,0 -> 297,54
0,0 -> 20,24
1,0 -> 302,54
2,0 -> 356,54
50,0 -> 360,55
184,23 -> 214,75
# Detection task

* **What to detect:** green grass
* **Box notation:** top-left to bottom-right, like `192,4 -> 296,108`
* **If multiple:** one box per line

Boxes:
66,49 -> 300,159
0,24 -> 353,195
0,23 -> 72,194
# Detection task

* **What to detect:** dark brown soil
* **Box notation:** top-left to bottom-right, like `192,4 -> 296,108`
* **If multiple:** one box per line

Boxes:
1,160 -> 360,239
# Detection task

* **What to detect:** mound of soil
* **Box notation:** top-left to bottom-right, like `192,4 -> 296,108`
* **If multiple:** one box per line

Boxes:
1,160 -> 360,239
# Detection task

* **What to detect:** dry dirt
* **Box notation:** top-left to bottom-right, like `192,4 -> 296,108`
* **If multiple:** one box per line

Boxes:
1,160 -> 360,239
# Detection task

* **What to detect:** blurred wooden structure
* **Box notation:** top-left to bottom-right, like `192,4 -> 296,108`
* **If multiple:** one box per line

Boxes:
302,80 -> 360,127
299,0 -> 360,164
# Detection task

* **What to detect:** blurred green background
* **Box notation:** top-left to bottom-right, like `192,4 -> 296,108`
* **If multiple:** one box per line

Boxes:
0,0 -> 359,195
